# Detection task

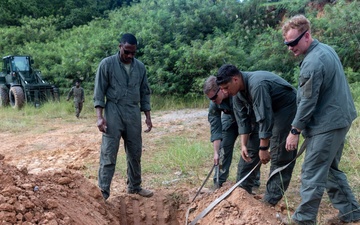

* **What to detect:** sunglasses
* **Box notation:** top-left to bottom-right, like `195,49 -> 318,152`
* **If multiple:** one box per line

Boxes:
209,88 -> 220,101
284,30 -> 308,47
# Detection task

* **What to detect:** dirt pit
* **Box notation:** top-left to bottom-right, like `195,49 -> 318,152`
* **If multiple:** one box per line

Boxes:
0,159 -> 282,225
0,108 -> 358,225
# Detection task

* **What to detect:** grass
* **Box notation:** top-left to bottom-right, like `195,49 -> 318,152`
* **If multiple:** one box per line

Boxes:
151,94 -> 209,111
113,124 -> 213,187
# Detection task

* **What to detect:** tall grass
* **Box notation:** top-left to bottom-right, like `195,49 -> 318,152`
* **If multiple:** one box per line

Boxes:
151,94 -> 209,111
0,98 -> 88,132
348,82 -> 360,197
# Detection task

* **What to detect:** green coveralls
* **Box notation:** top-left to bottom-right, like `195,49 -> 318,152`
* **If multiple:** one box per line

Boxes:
93,52 -> 151,197
291,40 -> 360,224
208,97 -> 238,186
234,71 -> 297,205
67,86 -> 84,118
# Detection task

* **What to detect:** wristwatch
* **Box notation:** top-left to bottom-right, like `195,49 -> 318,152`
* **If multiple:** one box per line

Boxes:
259,146 -> 269,151
291,128 -> 300,135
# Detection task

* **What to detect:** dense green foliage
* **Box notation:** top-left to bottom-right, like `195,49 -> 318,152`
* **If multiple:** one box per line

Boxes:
0,0 -> 359,96
0,0 -> 136,28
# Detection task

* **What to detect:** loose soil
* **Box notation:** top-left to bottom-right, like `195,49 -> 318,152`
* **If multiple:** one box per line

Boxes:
0,108 -> 359,225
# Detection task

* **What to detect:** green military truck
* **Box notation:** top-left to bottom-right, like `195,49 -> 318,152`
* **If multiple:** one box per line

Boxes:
0,55 -> 59,109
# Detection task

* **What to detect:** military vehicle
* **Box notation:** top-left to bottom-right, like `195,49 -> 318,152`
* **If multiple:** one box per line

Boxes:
0,55 -> 59,109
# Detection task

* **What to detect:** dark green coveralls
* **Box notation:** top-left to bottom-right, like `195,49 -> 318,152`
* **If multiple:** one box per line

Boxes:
291,40 -> 360,224
67,86 -> 84,118
93,52 -> 151,197
234,71 -> 297,205
208,97 -> 238,186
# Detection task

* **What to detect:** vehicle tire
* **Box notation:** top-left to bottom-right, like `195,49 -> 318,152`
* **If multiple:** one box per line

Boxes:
9,86 -> 25,109
0,87 -> 9,107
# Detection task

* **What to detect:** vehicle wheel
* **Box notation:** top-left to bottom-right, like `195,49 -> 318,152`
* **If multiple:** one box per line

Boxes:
0,87 -> 9,107
9,86 -> 25,109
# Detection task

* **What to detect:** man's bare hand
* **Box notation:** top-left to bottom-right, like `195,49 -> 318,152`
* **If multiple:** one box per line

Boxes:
241,147 -> 251,162
214,151 -> 219,165
144,118 -> 152,133
97,117 -> 107,133
259,150 -> 270,164
286,134 -> 299,151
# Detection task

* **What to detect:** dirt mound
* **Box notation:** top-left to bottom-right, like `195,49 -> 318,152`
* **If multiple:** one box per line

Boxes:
0,159 -> 113,224
185,183 -> 281,225
1,156 -> 284,225
0,158 -> 182,225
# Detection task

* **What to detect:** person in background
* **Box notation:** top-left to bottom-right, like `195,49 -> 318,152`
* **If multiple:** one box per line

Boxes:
67,80 -> 85,118
281,14 -> 360,224
93,33 -> 153,199
216,64 -> 297,206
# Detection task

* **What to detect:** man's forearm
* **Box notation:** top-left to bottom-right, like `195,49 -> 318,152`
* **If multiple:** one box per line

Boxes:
96,107 -> 103,118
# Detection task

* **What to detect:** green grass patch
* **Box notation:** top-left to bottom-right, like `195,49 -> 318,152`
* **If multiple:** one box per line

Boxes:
114,136 -> 213,186
151,94 -> 208,111
151,136 -> 210,173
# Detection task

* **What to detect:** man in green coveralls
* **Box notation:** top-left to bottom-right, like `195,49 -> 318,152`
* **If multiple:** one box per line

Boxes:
281,15 -> 360,224
203,75 -> 239,188
93,33 -> 153,199
67,80 -> 85,118
204,75 -> 261,190
216,64 -> 297,206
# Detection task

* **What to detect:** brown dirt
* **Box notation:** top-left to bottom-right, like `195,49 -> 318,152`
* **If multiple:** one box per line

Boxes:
0,108 -> 359,225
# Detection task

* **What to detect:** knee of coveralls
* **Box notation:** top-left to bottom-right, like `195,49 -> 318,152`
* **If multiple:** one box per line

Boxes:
78,102 -> 83,113
327,168 -> 360,222
266,142 -> 297,199
237,132 -> 260,193
213,123 -> 238,185
237,157 -> 261,194
325,127 -> 360,222
269,100 -> 297,167
292,183 -> 325,223
98,102 -> 124,193
264,122 -> 297,205
254,170 -> 261,187
292,133 -> 335,223
74,102 -> 80,115
124,114 -> 143,191
98,133 -> 121,193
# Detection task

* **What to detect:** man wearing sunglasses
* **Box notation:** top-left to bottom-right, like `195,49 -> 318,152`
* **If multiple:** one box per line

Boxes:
94,33 -> 153,200
281,15 -> 360,225
216,64 -> 297,206
203,75 -> 261,190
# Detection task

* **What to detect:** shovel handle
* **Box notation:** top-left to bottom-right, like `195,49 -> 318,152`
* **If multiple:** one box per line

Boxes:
191,164 -> 216,202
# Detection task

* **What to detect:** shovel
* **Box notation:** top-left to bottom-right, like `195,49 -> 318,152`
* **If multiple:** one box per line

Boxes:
213,165 -> 220,189
191,164 -> 215,202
